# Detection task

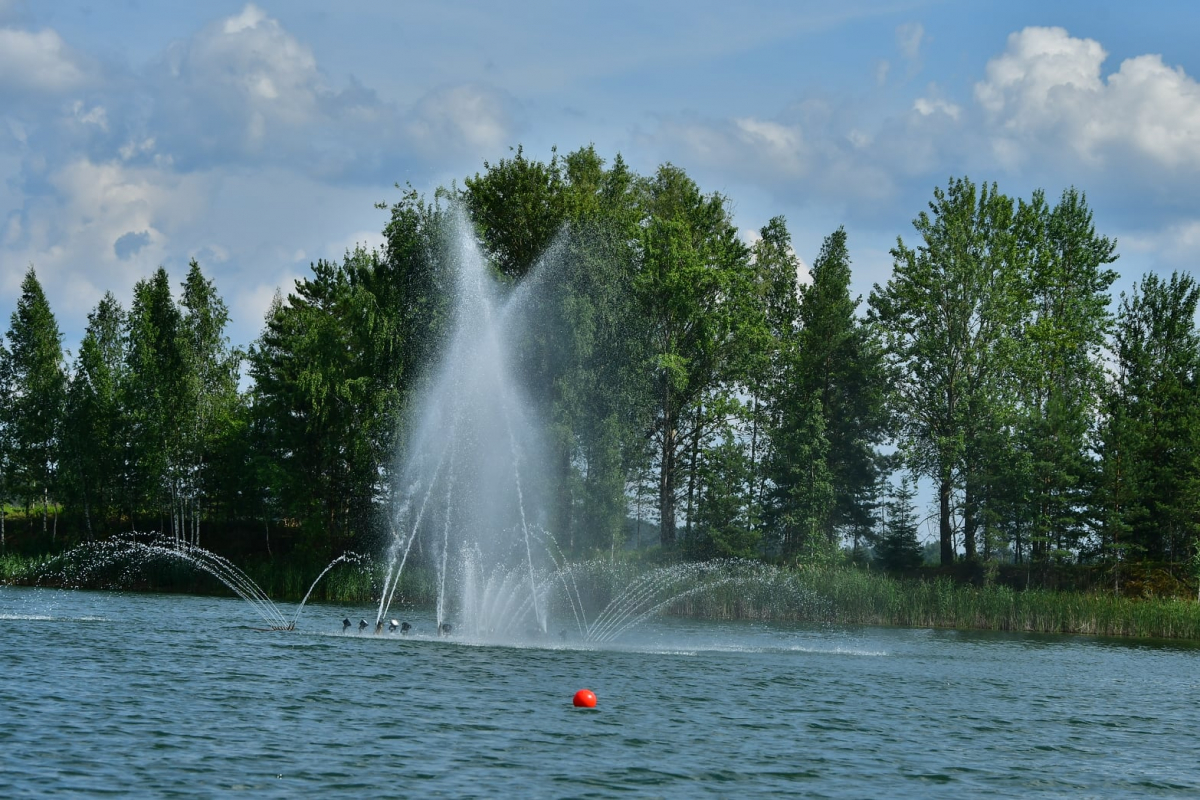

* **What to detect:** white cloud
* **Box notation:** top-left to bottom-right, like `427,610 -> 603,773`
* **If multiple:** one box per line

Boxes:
913,96 -> 961,120
223,4 -> 268,35
733,117 -> 806,173
1121,219 -> 1200,267
975,26 -> 1200,171
0,27 -> 87,92
71,100 -> 108,131
896,23 -> 925,63
0,156 -> 213,321
159,3 -> 325,148
409,83 -> 515,157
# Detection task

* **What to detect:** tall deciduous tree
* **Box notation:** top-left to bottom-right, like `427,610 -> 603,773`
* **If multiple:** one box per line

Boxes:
634,164 -> 751,546
462,145 -> 567,280
178,260 -> 242,545
870,178 -> 1022,564
1012,189 -> 1117,559
4,268 -> 66,540
124,268 -> 186,536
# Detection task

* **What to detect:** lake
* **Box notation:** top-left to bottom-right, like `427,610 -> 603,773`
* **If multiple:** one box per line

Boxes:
2,585 -> 1198,797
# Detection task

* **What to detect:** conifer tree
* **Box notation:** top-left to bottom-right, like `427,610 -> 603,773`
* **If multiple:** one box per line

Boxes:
793,227 -> 889,542
62,293 -> 126,540
4,267 -> 66,540
875,478 -> 924,571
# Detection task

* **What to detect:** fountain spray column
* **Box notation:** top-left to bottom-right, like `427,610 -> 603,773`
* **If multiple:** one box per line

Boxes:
376,208 -> 554,640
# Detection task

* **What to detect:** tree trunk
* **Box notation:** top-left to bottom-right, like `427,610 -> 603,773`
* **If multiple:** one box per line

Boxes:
749,395 -> 759,531
659,425 -> 677,546
43,488 -> 50,542
84,493 -> 94,542
684,420 -> 700,541
963,474 -> 977,561
939,475 -> 954,565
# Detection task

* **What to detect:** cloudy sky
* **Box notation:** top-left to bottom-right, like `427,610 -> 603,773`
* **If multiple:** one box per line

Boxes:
2,0 -> 1198,351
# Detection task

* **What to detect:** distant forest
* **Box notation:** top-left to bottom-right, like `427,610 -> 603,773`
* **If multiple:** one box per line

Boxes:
2,145 -> 1198,573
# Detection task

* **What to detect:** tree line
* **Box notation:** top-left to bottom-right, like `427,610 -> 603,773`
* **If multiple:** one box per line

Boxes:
1,146 -> 1197,573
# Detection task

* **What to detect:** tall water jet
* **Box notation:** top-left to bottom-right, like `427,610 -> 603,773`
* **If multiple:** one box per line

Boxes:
375,210 -> 552,637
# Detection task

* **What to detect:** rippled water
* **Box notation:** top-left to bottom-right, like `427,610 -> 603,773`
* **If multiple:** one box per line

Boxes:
2,586 -> 1199,797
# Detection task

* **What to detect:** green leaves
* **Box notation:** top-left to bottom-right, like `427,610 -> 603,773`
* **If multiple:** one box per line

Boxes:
1100,272 -> 1200,562
2,268 -> 66,533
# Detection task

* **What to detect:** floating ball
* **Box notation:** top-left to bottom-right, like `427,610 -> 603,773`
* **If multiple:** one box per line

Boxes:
572,689 -> 597,708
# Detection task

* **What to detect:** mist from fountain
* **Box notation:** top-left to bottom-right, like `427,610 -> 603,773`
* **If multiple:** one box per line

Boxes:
375,209 -> 552,637
44,533 -> 364,631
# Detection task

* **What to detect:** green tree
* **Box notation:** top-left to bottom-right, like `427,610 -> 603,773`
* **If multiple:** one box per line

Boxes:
793,227 -> 890,543
870,177 -> 1023,564
0,336 -> 10,548
4,268 -> 66,541
178,260 -> 242,545
464,146 -> 650,553
690,430 -> 758,558
766,391 -> 834,560
462,145 -> 568,280
875,478 -> 924,572
634,165 -> 753,546
742,218 -> 803,544
1013,188 -> 1117,559
61,293 -> 126,540
1100,272 -> 1200,561
124,268 -> 186,536
250,249 -> 408,556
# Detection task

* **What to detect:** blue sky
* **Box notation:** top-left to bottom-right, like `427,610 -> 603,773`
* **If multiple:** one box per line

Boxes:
2,0 -> 1199,350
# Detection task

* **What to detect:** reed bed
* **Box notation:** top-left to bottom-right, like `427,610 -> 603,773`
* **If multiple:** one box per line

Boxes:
793,567 -> 1200,640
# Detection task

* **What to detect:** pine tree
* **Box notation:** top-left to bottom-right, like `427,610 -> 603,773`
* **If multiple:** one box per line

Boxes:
4,267 -> 66,541
1100,272 -> 1200,561
62,293 -> 126,540
875,478 -> 924,571
794,227 -> 889,542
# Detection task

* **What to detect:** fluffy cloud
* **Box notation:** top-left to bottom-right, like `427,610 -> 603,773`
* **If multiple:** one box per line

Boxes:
975,27 -> 1200,171
0,27 -> 88,93
139,4 -> 516,180
409,83 -> 519,158
152,4 -> 362,166
0,4 -> 521,347
1,156 -> 212,318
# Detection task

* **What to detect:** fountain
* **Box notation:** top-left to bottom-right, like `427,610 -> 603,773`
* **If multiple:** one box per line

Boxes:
42,532 -> 365,631
373,209 -> 558,638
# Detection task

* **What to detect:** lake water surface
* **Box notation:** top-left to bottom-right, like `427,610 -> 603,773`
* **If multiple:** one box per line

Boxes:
2,586 -> 1198,797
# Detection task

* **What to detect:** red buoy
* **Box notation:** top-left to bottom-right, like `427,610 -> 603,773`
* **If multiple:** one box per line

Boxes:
572,688 -> 597,708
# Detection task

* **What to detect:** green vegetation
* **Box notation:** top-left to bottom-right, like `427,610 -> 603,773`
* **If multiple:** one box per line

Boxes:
661,566 -> 1200,640
3,144 -> 1200,639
